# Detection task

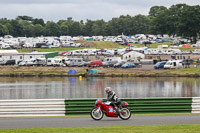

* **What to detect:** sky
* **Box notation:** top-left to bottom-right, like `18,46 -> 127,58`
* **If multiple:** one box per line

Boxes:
0,0 -> 199,22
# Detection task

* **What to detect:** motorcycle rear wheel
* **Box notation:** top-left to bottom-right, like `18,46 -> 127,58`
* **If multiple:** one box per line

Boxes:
118,107 -> 131,120
90,107 -> 104,120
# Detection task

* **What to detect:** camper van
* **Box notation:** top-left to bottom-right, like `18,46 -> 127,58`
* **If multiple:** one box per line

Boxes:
47,58 -> 70,66
164,60 -> 183,69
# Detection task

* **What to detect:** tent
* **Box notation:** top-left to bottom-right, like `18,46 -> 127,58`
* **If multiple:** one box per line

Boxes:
68,69 -> 76,74
182,44 -> 191,47
88,69 -> 101,74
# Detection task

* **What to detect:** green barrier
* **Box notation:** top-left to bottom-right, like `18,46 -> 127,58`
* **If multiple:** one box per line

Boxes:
65,98 -> 192,115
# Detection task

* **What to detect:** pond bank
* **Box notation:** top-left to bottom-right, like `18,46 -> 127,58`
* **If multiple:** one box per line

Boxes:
0,66 -> 199,77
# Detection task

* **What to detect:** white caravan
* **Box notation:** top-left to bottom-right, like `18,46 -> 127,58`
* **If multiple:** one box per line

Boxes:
164,49 -> 182,55
144,48 -> 164,55
123,51 -> 145,60
164,60 -> 183,69
69,58 -> 83,66
103,57 -> 121,63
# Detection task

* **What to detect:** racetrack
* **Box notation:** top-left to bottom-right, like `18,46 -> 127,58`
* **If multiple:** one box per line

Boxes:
0,115 -> 200,129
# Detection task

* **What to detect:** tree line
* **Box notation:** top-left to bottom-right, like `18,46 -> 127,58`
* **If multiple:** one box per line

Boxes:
0,4 -> 200,42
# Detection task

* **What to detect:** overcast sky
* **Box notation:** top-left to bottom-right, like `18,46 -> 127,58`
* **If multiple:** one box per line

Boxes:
0,0 -> 199,22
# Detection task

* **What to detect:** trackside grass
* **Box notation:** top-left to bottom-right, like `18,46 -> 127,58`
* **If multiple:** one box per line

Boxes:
0,125 -> 200,133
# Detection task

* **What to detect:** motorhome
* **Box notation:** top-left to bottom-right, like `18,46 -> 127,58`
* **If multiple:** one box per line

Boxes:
164,60 -> 183,69
47,57 -> 70,66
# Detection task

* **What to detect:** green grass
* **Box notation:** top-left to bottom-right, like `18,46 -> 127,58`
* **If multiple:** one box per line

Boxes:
17,47 -> 85,53
15,41 -> 200,53
89,41 -> 126,49
133,42 -> 172,48
0,70 -> 85,75
169,67 -> 200,75
179,47 -> 200,51
0,125 -> 200,133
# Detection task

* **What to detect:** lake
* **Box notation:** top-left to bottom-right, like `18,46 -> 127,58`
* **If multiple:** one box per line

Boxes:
0,77 -> 199,99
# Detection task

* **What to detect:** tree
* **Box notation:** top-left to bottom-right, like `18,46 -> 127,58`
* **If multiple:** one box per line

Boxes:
45,21 -> 60,36
92,19 -> 107,35
60,22 -> 69,35
19,20 -> 35,37
84,19 -> 94,36
70,22 -> 82,36
34,24 -> 44,37
16,16 -> 33,22
9,20 -> 23,37
32,18 -> 45,26
131,15 -> 150,34
149,10 -> 169,35
0,24 -> 8,36
149,6 -> 168,17
177,5 -> 200,43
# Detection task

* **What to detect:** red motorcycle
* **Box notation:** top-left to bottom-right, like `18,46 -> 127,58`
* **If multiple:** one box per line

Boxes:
90,99 -> 131,120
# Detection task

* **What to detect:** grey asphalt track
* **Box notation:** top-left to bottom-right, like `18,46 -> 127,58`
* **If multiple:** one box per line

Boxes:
0,115 -> 200,129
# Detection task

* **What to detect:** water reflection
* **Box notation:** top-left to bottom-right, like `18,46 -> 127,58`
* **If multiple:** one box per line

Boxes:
0,77 -> 199,99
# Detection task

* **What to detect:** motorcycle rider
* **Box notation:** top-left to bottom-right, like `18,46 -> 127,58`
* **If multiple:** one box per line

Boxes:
104,87 -> 121,114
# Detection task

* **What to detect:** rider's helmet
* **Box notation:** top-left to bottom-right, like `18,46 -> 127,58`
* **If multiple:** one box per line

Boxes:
105,87 -> 111,94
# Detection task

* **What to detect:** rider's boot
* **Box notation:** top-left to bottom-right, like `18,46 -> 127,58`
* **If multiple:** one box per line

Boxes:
114,107 -> 119,115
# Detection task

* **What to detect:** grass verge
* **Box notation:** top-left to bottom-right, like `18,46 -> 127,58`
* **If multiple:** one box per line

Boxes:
0,125 -> 200,133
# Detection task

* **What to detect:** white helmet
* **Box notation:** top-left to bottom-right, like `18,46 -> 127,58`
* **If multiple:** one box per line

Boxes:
105,87 -> 111,94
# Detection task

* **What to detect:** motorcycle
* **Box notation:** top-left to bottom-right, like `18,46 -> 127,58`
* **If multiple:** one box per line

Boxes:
90,99 -> 131,120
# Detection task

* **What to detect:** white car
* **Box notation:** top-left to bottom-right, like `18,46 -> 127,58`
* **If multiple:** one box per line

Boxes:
18,60 -> 28,66
192,49 -> 200,54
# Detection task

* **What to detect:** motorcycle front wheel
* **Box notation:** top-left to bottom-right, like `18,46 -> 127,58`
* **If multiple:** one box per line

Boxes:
90,107 -> 104,120
118,107 -> 131,120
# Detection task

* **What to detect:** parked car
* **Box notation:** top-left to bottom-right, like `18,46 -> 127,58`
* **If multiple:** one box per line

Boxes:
0,59 -> 16,65
121,62 -> 135,68
88,60 -> 102,67
78,61 -> 90,67
102,61 -> 118,68
26,58 -> 46,66
113,61 -> 126,68
192,49 -> 200,54
154,61 -> 167,69
18,60 -> 28,66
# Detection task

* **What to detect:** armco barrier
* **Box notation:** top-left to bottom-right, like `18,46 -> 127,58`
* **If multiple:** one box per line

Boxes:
0,99 -> 65,117
65,98 -> 192,115
0,98 -> 197,117
192,97 -> 200,113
